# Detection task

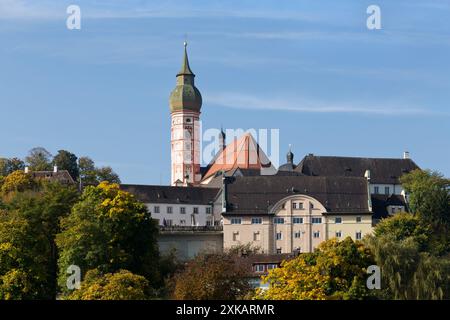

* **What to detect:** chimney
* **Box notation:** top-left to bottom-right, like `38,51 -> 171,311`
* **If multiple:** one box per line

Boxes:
403,151 -> 410,159
24,166 -> 29,174
53,165 -> 58,173
364,169 -> 371,181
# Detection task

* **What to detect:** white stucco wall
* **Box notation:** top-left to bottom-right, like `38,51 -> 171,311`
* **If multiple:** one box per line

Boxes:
146,203 -> 214,226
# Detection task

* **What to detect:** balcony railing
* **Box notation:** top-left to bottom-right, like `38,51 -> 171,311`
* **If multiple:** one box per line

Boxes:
158,225 -> 223,232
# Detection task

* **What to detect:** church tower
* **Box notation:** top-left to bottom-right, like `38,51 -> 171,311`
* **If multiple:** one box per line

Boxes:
169,42 -> 202,186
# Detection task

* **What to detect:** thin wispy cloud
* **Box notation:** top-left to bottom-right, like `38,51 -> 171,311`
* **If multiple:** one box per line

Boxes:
0,0 -> 60,19
205,92 -> 442,116
193,29 -> 450,46
0,0 -> 317,21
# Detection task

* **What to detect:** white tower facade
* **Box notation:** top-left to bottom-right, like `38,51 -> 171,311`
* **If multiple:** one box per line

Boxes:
169,43 -> 202,186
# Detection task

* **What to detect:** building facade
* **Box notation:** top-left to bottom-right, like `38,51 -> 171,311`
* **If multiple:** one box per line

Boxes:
221,175 -> 373,254
120,43 -> 421,259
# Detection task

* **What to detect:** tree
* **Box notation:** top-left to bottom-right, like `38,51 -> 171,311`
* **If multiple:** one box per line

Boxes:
0,180 -> 79,300
365,213 -> 450,300
0,212 -> 51,299
96,166 -> 121,184
0,171 -> 35,196
67,269 -> 152,300
78,157 -> 98,186
373,212 -> 430,251
227,243 -> 261,256
0,158 -> 25,177
257,238 -> 375,300
401,169 -> 450,254
53,150 -> 79,181
25,147 -> 52,171
0,269 -> 33,300
78,157 -> 121,186
56,182 -> 159,296
171,252 -> 252,300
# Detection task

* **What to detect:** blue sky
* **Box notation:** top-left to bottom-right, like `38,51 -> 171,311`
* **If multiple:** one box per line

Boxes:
1,0 -> 449,184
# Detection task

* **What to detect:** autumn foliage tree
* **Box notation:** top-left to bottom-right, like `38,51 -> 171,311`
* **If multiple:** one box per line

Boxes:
256,238 -> 375,300
0,173 -> 78,299
56,182 -> 159,296
171,252 -> 252,300
0,170 -> 35,196
67,269 -> 151,300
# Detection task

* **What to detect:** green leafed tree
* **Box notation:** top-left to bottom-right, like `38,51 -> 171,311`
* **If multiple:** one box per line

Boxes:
78,157 -> 121,186
56,182 -> 159,296
365,213 -> 450,299
53,150 -> 79,181
25,147 -> 52,171
0,178 -> 79,300
0,158 -> 25,177
96,166 -> 121,184
401,169 -> 450,254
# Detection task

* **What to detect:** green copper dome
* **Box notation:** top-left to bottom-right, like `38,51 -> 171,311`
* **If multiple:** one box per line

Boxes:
169,84 -> 202,113
169,42 -> 202,113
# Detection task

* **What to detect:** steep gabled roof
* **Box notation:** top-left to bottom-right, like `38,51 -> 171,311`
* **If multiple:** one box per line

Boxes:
30,170 -> 75,185
120,184 -> 220,204
296,155 -> 420,184
202,133 -> 275,180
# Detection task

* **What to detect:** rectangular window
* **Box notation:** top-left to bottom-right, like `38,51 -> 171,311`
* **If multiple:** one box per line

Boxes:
255,265 -> 265,273
274,217 -> 285,224
294,231 -> 301,238
374,186 -> 379,194
251,217 -> 262,224
276,232 -> 282,240
391,207 -> 396,214
206,207 -> 212,214
313,231 -> 320,238
233,232 -> 239,241
193,207 -> 199,214
310,203 -> 314,209
268,264 -> 278,270
206,220 -> 212,226
385,186 -> 390,195
312,217 -> 322,224
276,248 -> 282,254
356,232 -> 362,240
180,207 -> 186,214
167,206 -> 173,214
356,216 -> 362,223
293,217 -> 303,224
165,219 -> 173,226
253,232 -> 261,241
335,217 -> 342,224
299,202 -> 304,209
336,231 -> 342,238
231,218 -> 242,225
180,219 -> 186,225
154,206 -> 160,214
292,202 -> 297,209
